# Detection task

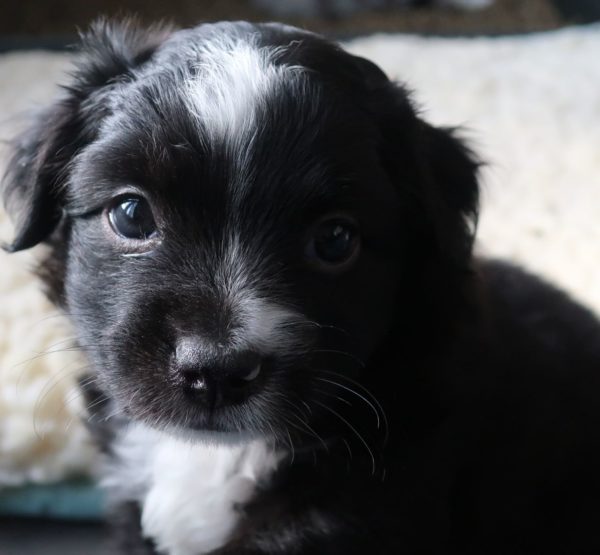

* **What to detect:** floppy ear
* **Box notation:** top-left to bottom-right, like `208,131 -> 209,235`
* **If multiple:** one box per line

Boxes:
344,53 -> 479,267
415,121 -> 480,266
365,74 -> 480,268
2,17 -> 172,252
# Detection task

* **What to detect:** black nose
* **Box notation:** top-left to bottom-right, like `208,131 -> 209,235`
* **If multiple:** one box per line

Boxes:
174,340 -> 263,407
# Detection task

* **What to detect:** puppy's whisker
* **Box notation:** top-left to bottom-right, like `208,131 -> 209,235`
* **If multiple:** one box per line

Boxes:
32,362 -> 86,404
278,396 -> 311,421
283,417 -> 319,460
27,309 -> 106,328
78,374 -> 100,390
85,391 -> 112,414
11,341 -> 81,393
13,344 -> 118,371
279,398 -> 329,452
318,370 -> 390,445
315,377 -> 379,429
293,319 -> 353,338
284,424 -> 295,465
298,399 -> 313,416
58,369 -> 98,412
31,364 -> 90,439
101,406 -> 126,423
314,387 -> 353,407
313,400 -> 376,476
341,437 -> 353,461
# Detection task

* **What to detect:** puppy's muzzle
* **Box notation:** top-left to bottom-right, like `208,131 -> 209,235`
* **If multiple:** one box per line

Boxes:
173,337 -> 263,408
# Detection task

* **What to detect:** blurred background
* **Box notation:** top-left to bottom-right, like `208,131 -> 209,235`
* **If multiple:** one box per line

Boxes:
1,1 -> 599,554
1,0 -> 600,48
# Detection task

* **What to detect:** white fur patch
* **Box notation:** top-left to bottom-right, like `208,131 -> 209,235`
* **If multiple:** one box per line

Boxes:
183,35 -> 301,145
103,423 -> 282,555
215,234 -> 306,355
238,296 -> 301,353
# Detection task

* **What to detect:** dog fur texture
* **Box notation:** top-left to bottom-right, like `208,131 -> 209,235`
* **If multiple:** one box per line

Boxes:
3,19 -> 600,554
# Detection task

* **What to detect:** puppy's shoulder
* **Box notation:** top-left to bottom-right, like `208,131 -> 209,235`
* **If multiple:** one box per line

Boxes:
477,258 -> 600,361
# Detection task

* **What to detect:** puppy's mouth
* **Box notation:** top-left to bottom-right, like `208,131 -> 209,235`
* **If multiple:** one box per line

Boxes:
122,385 -> 268,436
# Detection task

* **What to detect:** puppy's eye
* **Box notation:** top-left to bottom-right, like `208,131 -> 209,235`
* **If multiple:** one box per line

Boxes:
306,217 -> 360,269
108,197 -> 157,240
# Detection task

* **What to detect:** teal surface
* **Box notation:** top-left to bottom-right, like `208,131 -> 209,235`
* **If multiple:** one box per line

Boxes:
0,482 -> 104,520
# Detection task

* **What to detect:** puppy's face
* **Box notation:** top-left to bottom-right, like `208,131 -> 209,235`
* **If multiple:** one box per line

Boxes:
3,21 -> 478,442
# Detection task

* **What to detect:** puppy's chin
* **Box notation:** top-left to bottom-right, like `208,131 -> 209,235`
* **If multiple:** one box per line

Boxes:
115,389 -> 283,444
159,426 -> 261,447
128,410 -> 272,446
130,407 -> 262,437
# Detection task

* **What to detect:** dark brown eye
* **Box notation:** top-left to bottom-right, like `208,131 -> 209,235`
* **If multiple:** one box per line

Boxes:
306,217 -> 360,269
108,196 -> 157,240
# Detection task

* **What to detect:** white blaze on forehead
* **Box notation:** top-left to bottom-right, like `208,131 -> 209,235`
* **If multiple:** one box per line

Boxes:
184,36 -> 301,143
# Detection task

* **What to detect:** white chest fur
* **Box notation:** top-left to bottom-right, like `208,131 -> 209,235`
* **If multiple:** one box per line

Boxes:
102,424 -> 281,555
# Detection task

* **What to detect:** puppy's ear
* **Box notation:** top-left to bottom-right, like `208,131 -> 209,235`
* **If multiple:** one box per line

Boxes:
346,54 -> 390,92
370,78 -> 480,268
416,121 -> 480,265
2,17 -> 172,252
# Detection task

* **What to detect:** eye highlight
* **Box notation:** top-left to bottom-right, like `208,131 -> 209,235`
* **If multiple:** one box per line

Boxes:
305,216 -> 360,270
108,196 -> 157,241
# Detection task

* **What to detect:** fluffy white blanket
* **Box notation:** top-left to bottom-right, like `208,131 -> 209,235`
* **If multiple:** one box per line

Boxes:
1,24 -> 599,486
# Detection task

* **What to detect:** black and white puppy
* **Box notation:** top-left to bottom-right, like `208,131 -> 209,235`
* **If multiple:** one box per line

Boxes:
4,19 -> 600,555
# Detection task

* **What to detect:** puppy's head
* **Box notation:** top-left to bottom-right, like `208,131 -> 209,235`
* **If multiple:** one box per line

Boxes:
2,20 -> 478,441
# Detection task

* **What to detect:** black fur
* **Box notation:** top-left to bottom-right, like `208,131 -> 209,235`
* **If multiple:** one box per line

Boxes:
4,19 -> 600,554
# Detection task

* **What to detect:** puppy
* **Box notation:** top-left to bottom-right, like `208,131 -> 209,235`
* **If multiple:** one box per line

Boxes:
4,19 -> 600,555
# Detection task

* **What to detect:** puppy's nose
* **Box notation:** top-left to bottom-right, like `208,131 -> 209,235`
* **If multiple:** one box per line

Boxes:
174,340 -> 263,406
